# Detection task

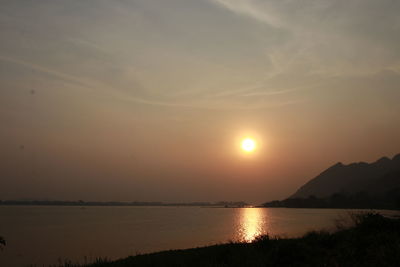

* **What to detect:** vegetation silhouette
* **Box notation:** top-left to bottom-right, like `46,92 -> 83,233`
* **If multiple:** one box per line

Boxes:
42,213 -> 400,267
263,191 -> 400,209
0,236 -> 5,250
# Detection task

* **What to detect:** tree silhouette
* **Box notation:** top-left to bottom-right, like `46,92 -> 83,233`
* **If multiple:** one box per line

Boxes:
0,236 -> 5,250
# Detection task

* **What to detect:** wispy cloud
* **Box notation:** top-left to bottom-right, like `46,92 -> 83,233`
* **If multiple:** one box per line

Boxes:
2,54 -> 295,110
209,0 -> 400,75
209,0 -> 283,27
0,55 -> 93,89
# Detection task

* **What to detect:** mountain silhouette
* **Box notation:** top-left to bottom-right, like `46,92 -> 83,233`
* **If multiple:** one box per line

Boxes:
290,154 -> 400,199
264,154 -> 400,209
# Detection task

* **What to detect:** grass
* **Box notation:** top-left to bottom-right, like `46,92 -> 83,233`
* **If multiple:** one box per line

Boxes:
43,213 -> 400,267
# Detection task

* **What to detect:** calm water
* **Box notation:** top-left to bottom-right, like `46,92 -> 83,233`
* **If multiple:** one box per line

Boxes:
0,206 -> 398,267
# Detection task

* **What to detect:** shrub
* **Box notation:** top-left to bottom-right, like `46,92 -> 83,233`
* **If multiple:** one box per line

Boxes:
0,236 -> 5,250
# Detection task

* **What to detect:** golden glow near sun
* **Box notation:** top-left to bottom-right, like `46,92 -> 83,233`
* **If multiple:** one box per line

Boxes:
241,138 -> 256,152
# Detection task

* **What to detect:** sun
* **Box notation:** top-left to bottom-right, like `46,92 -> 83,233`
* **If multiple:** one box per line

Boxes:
241,138 -> 256,152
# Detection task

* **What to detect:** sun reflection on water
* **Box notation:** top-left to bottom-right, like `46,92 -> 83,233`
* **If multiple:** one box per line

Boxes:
239,208 -> 265,242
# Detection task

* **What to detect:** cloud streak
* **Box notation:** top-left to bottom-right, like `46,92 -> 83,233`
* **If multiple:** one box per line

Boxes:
209,0 -> 400,75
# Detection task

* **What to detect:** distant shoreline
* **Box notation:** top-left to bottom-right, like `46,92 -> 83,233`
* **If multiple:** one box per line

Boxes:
2,201 -> 399,210
262,195 -> 400,211
257,205 -> 400,211
0,200 -> 248,208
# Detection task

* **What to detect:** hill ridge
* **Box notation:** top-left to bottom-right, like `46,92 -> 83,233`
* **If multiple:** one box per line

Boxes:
290,153 -> 400,199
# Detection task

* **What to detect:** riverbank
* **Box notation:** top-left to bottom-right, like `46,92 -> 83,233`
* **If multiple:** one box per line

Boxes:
50,213 -> 400,267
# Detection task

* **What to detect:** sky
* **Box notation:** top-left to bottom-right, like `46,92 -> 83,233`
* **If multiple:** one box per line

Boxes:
1,0 -> 400,203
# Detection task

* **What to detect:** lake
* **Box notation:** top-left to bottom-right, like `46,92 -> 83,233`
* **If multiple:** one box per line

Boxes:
0,206 -> 398,267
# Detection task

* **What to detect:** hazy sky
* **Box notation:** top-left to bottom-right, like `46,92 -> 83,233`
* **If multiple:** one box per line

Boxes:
1,0 -> 399,203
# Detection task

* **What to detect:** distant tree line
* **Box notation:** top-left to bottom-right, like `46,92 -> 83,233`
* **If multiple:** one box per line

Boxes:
0,200 -> 248,207
263,190 -> 400,210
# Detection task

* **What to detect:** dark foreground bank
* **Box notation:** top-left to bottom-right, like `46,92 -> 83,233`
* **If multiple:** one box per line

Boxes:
49,213 -> 400,267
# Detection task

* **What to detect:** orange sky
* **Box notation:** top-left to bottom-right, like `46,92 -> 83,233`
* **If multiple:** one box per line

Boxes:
1,0 -> 400,203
